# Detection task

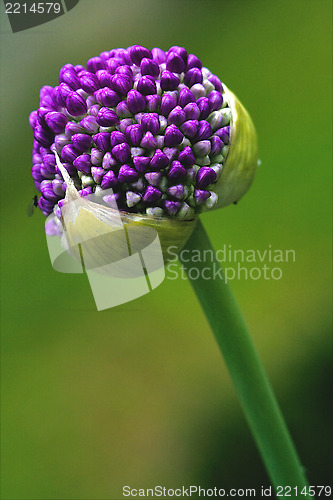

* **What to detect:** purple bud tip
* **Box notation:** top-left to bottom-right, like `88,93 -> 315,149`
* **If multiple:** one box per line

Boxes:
60,70 -> 80,90
178,146 -> 195,167
102,152 -> 117,170
168,184 -> 185,200
118,165 -> 138,183
166,52 -> 186,73
141,58 -> 160,77
208,75 -> 223,93
178,88 -> 195,108
96,69 -> 113,88
61,144 -> 79,163
140,131 -> 157,149
168,106 -> 186,126
45,112 -> 68,134
183,103 -> 200,121
73,154 -> 92,174
80,115 -> 99,134
112,142 -> 131,163
208,90 -> 223,112
125,124 -> 143,147
133,156 -> 150,173
95,88 -> 121,107
115,65 -> 133,79
194,121 -> 213,142
194,189 -> 210,205
93,132 -> 111,152
193,140 -> 211,157
66,91 -> 87,116
160,70 -> 180,91
186,54 -> 202,70
90,148 -> 103,166
126,89 -> 146,114
110,130 -> 127,147
210,135 -> 223,156
146,94 -> 161,112
137,76 -> 157,96
196,97 -> 211,120
79,71 -> 100,93
71,133 -> 93,152
65,121 -> 84,137
112,74 -> 132,95
167,161 -> 187,180
168,46 -> 188,62
91,166 -> 105,183
96,107 -> 119,127
181,119 -> 199,138
164,124 -> 183,147
143,186 -> 162,203
215,126 -> 230,144
86,57 -> 105,73
160,94 -> 177,117
130,45 -> 152,66
144,171 -> 162,187
184,67 -> 203,87
141,113 -> 160,135
101,170 -> 118,189
150,149 -> 169,171
164,200 -> 181,215
152,47 -> 166,64
196,166 -> 217,188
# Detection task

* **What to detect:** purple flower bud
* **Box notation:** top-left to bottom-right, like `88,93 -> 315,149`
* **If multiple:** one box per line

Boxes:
146,94 -> 161,112
168,184 -> 186,200
144,171 -> 162,187
210,136 -> 223,156
75,64 -> 85,73
96,69 -> 114,88
53,83 -> 71,106
184,67 -> 203,87
127,89 -> 146,114
150,149 -> 169,170
42,153 -> 56,170
167,46 -> 188,63
143,186 -> 162,203
167,161 -> 187,180
118,118 -> 133,134
65,121 -> 84,137
166,53 -> 185,74
61,144 -> 79,163
102,152 -> 117,170
32,164 -> 44,182
163,147 -> 179,162
130,45 -> 152,66
59,64 -> 74,79
123,124 -> 142,147
93,132 -> 111,152
91,166 -> 104,183
106,57 -> 122,74
118,165 -> 138,183
164,200 -> 181,215
87,57 -> 105,73
101,170 -> 118,189
181,119 -> 199,138
186,54 -> 202,70
160,94 -> 177,117
196,166 -> 217,188
96,107 -> 119,127
115,65 -> 133,79
164,124 -> 183,147
54,134 -> 70,151
34,126 -> 53,147
183,103 -> 200,121
80,115 -> 99,134
137,76 -> 157,95
215,126 -> 230,144
95,87 -> 121,107
29,111 -> 38,129
140,131 -> 157,149
178,88 -> 195,108
194,189 -> 211,204
38,195 -> 54,215
116,101 -> 131,118
167,106 -> 186,126
152,47 -> 166,64
141,113 -> 160,135
112,142 -> 131,163
60,70 -> 80,90
193,140 -> 211,157
79,187 -> 93,197
45,112 -> 68,134
112,74 -> 132,95
194,121 -> 213,142
66,91 -> 87,116
190,84 -> 206,100
87,104 -> 100,117
90,148 -> 103,166
208,90 -> 223,111
41,181 -> 59,201
140,58 -> 160,77
196,97 -> 211,120
71,133 -> 93,152
52,179 -> 65,197
39,85 -> 55,107
73,154 -> 91,174
160,70 -> 180,91
133,156 -> 150,173
108,131 -> 124,148
178,146 -> 195,167
37,107 -> 51,127
208,75 -> 223,93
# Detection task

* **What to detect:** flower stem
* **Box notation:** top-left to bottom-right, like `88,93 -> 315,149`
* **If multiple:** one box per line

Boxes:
180,219 -> 311,497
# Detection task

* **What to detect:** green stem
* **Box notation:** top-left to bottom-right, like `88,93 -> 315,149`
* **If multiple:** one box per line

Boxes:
180,219 -> 310,498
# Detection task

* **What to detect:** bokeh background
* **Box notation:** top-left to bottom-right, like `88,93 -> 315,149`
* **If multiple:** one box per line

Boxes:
1,1 -> 332,498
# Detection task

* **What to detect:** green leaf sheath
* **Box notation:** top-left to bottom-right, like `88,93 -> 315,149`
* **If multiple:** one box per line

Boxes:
180,219 -> 311,498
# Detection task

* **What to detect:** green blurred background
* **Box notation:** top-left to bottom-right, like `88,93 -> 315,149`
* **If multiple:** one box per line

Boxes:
0,1 -> 332,498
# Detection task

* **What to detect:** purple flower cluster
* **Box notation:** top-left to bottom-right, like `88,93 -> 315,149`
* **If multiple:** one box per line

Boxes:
30,45 -> 231,218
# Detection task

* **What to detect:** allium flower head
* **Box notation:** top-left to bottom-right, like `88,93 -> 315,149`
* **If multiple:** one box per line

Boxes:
29,45 -> 258,222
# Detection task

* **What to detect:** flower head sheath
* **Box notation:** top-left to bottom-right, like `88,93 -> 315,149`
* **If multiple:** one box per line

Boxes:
29,45 -> 258,230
